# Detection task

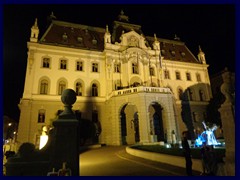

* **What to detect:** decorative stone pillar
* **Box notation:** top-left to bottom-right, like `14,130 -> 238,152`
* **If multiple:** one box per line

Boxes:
50,89 -> 79,176
219,70 -> 235,176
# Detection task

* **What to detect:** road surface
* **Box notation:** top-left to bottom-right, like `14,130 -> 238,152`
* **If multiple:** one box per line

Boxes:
80,145 -> 198,176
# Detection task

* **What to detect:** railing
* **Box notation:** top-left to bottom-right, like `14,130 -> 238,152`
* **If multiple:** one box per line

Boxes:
112,86 -> 171,97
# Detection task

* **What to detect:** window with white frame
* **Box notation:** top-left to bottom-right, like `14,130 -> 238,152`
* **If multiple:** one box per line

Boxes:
60,59 -> 67,70
76,61 -> 83,71
92,63 -> 98,72
42,58 -> 50,68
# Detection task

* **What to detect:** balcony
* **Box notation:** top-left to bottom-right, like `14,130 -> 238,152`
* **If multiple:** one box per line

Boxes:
110,86 -> 171,98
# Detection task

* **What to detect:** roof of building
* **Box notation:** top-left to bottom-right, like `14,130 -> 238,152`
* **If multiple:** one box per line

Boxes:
39,12 -> 200,64
39,20 -> 105,51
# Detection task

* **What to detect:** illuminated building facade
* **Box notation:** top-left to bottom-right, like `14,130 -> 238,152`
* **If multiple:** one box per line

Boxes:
17,12 -> 212,147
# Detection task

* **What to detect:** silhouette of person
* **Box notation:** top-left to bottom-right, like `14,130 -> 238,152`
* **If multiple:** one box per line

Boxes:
200,142 -> 210,175
182,131 -> 192,176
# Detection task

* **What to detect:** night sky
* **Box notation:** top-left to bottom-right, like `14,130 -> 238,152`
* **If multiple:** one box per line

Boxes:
3,4 -> 236,121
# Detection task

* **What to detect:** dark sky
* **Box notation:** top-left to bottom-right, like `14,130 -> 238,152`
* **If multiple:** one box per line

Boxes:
3,4 -> 235,121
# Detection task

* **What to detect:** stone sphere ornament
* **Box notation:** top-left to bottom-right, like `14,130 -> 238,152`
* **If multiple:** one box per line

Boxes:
59,89 -> 77,119
61,89 -> 77,105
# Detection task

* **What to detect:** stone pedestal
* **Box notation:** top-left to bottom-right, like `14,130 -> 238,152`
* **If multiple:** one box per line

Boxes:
219,102 -> 235,176
219,70 -> 235,176
50,89 -> 79,176
51,119 -> 79,176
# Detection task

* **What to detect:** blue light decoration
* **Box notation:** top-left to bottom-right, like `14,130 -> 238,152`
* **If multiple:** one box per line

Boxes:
194,121 -> 221,147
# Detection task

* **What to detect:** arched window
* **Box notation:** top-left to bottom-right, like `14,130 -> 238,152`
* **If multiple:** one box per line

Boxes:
75,82 -> 82,96
58,80 -> 66,95
188,88 -> 194,101
199,90 -> 205,101
178,88 -> 183,100
92,83 -> 98,96
40,79 -> 48,94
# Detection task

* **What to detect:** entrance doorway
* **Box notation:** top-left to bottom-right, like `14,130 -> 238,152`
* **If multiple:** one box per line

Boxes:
120,104 -> 139,145
149,103 -> 164,141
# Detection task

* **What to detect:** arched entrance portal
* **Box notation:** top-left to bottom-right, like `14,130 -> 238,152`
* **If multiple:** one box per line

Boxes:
149,102 -> 164,142
120,104 -> 139,145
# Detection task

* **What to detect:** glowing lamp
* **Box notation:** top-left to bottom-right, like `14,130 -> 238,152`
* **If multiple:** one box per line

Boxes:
39,134 -> 48,149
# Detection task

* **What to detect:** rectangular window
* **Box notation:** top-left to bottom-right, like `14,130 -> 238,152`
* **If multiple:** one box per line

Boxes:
60,60 -> 67,69
164,70 -> 170,79
114,63 -> 121,73
42,58 -> 50,68
132,63 -> 139,74
186,72 -> 191,81
149,67 -> 154,76
92,63 -> 98,72
176,72 -> 181,80
76,61 -> 83,71
38,109 -> 45,123
196,73 -> 201,82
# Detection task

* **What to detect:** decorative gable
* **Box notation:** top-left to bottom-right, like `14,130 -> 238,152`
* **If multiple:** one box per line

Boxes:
128,35 -> 139,47
120,31 -> 148,50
